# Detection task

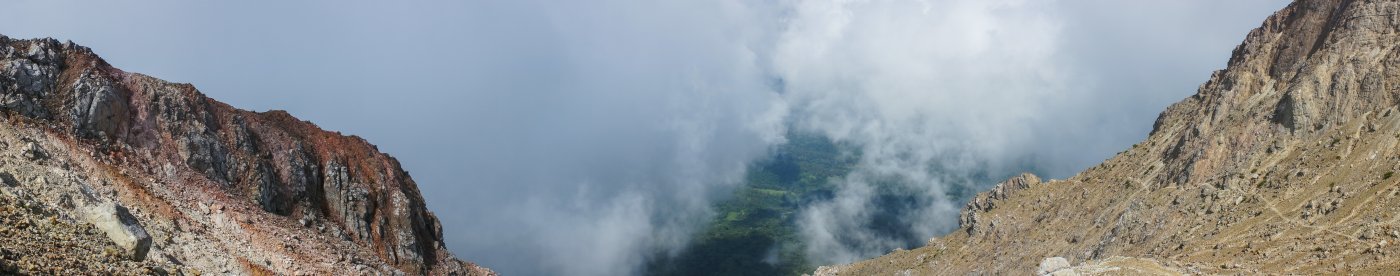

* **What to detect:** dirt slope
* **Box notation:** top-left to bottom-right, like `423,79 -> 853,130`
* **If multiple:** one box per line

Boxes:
816,0 -> 1400,274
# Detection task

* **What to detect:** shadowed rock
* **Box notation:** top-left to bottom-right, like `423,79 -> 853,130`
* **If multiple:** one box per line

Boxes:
81,201 -> 151,261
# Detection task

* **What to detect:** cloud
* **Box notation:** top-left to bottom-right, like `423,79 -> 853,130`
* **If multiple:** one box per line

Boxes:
0,0 -> 1288,274
431,1 -> 791,275
772,0 -> 1070,262
770,0 -> 1289,264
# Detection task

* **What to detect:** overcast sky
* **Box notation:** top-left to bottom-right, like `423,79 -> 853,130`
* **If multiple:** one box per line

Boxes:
2,0 -> 1288,275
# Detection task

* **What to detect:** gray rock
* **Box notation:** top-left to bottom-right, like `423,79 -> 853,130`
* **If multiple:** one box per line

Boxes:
0,42 -> 58,118
2,59 -> 53,95
82,201 -> 152,261
253,164 -> 287,215
70,70 -> 130,140
325,161 -> 373,241
808,265 -> 843,276
177,134 -> 229,181
0,172 -> 14,186
961,173 -> 1040,236
1037,257 -> 1070,276
20,141 -> 45,160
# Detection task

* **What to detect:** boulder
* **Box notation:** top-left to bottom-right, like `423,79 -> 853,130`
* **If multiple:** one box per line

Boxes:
1037,257 -> 1071,276
0,171 -> 15,186
20,141 -> 45,160
82,201 -> 152,261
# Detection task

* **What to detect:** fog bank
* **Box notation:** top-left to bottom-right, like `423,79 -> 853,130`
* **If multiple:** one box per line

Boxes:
0,0 -> 1287,274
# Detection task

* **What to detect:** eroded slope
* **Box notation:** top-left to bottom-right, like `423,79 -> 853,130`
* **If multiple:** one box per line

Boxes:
0,35 -> 492,275
820,0 -> 1400,274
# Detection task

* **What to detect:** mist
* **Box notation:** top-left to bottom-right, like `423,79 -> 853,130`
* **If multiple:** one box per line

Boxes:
775,0 -> 1069,262
776,0 -> 1289,263
0,0 -> 1287,275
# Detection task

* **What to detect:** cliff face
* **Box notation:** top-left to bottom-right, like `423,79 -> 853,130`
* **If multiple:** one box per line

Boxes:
0,35 -> 492,275
819,0 -> 1400,275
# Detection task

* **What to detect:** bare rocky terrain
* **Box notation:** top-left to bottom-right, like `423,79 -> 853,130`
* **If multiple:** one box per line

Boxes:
813,0 -> 1400,275
0,35 -> 493,275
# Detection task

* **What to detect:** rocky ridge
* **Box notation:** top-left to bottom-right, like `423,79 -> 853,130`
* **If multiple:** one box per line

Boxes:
0,35 -> 493,275
813,0 -> 1400,275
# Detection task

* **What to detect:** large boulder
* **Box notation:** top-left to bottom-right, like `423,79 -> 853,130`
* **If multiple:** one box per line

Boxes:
81,201 -> 152,261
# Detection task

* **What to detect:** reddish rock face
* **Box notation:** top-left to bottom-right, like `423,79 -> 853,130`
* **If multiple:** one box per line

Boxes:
0,35 -> 488,275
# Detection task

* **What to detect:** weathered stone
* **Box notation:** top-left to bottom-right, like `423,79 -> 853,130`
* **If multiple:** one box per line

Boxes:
81,202 -> 151,261
70,70 -> 131,140
961,173 -> 1040,235
808,265 -> 843,276
1037,257 -> 1071,275
2,59 -> 52,95
252,163 -> 287,215
20,141 -> 44,160
0,171 -> 15,186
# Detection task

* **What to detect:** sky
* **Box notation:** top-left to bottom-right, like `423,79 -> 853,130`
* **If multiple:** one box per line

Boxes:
1,0 -> 1288,275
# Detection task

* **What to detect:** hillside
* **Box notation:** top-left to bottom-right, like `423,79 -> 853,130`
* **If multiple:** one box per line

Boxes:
0,35 -> 493,275
815,0 -> 1400,274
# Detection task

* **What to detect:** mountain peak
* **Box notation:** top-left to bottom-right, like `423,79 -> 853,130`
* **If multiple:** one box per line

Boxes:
820,0 -> 1400,274
0,34 -> 493,275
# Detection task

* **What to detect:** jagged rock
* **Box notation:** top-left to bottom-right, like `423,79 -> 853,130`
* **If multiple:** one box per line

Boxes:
961,172 -> 1040,235
966,173 -> 1041,212
807,265 -> 844,276
81,201 -> 152,261
819,0 -> 1400,275
0,34 -> 493,275
2,59 -> 50,95
0,40 -> 59,119
70,70 -> 130,139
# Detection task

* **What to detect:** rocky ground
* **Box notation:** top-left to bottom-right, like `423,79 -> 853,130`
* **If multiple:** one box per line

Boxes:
0,34 -> 493,275
0,178 -> 191,275
812,0 -> 1400,275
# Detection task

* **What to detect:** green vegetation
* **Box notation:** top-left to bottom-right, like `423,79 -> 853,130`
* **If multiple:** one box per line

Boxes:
645,132 -> 1019,276
645,133 -> 859,276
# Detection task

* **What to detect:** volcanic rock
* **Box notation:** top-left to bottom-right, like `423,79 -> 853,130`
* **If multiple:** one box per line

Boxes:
0,34 -> 494,275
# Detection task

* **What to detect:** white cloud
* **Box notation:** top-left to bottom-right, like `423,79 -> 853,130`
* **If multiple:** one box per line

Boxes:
772,0 -> 1071,263
0,0 -> 1288,274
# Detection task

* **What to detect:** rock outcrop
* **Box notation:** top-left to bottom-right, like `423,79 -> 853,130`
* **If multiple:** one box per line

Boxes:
826,0 -> 1400,274
0,35 -> 493,275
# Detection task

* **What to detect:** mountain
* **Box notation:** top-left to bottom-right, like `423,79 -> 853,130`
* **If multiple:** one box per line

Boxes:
812,0 -> 1400,274
0,35 -> 493,275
